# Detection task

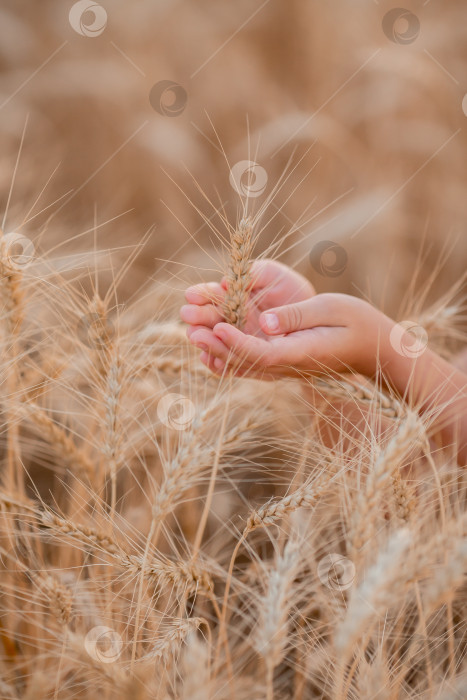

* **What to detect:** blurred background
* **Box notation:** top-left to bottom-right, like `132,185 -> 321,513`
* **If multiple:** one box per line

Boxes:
1,0 -> 467,319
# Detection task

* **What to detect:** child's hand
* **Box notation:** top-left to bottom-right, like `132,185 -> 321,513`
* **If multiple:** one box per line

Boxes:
181,259 -> 315,365
181,260 -> 467,466
181,259 -> 394,380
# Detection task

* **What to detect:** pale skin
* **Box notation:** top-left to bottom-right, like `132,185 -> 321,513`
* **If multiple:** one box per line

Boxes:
180,260 -> 467,466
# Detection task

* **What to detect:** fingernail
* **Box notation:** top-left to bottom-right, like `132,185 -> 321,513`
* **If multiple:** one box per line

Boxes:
262,313 -> 279,331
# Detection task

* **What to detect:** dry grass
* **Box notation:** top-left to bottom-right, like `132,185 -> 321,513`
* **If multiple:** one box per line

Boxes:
1,1 -> 467,698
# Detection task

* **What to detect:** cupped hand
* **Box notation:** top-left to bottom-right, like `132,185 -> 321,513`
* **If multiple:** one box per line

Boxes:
181,260 -> 393,381
180,259 -> 315,373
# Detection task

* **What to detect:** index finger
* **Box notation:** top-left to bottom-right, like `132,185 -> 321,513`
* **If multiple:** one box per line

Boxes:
213,322 -> 274,368
221,260 -> 284,292
185,282 -> 225,305
222,259 -> 315,307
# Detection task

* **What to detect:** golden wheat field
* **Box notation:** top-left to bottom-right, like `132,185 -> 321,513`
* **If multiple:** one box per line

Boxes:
1,1 -> 467,698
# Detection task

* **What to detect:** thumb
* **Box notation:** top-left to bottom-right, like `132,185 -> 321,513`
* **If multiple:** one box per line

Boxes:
259,296 -> 336,335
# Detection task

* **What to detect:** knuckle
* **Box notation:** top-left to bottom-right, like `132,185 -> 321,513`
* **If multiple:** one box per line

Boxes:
262,347 -> 275,367
287,304 -> 303,329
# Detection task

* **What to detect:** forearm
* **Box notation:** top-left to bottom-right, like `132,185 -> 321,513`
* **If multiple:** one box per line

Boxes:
380,342 -> 467,465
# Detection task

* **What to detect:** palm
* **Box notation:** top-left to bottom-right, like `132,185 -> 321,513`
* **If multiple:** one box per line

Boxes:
229,261 -> 315,338
182,260 -> 317,373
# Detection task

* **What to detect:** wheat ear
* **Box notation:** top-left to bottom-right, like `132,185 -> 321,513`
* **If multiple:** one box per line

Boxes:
1,233 -> 26,493
0,495 -> 214,596
255,537 -> 301,700
140,618 -> 204,660
313,376 -> 405,420
16,402 -> 95,478
246,461 -> 340,531
222,216 -> 254,329
349,412 -> 425,558
391,468 -> 416,522
0,543 -> 73,626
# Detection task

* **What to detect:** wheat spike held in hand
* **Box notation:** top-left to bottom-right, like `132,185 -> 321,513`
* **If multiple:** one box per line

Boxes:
222,216 -> 254,329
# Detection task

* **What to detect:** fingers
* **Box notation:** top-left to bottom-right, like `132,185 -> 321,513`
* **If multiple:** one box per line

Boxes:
199,350 -> 275,381
213,322 -> 274,369
185,282 -> 225,305
259,294 -> 343,336
221,259 -> 314,304
189,325 -> 266,378
189,322 -> 273,371
251,259 -> 316,307
182,282 -> 225,332
188,328 -> 229,357
186,324 -> 212,341
180,303 -> 224,328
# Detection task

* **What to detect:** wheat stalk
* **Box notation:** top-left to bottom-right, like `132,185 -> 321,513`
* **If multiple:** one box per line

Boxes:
140,618 -> 204,660
34,572 -> 73,625
313,376 -> 405,420
179,629 -> 211,700
349,412 -> 425,558
255,537 -> 301,700
0,541 -> 73,627
15,401 -> 95,478
336,516 -> 467,697
246,459 -> 340,531
100,349 -> 124,520
152,411 -> 262,530
0,233 -> 26,493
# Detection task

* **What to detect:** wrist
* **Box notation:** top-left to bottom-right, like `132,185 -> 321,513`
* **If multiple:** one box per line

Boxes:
376,319 -> 433,402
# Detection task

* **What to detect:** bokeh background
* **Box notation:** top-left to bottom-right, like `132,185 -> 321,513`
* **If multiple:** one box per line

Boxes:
1,0 -> 467,319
